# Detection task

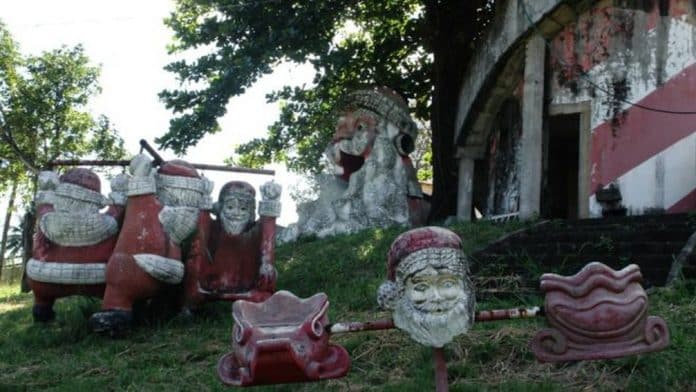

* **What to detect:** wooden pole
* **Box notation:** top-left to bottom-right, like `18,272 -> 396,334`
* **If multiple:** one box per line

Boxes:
432,348 -> 449,392
49,139 -> 275,175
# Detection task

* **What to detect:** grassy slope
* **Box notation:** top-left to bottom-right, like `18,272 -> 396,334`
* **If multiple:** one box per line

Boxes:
0,221 -> 694,391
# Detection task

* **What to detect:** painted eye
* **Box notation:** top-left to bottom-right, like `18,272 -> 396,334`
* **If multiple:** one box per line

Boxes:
356,122 -> 365,131
413,283 -> 429,292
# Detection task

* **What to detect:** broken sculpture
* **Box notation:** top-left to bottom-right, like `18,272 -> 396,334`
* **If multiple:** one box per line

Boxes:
217,290 -> 351,386
89,154 -> 212,335
279,87 -> 429,242
27,168 -> 126,322
531,262 -> 670,362
377,226 -> 476,348
183,180 -> 281,309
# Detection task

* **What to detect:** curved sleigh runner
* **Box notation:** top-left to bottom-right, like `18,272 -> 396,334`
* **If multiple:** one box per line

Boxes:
217,290 -> 351,386
531,262 -> 670,362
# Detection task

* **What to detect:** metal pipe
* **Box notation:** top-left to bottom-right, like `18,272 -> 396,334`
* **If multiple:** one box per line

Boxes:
49,159 -> 130,168
326,319 -> 395,334
139,139 -> 164,165
327,306 -> 543,335
475,306 -> 542,322
49,139 -> 275,175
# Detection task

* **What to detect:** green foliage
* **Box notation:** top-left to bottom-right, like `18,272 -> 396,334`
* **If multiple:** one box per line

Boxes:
160,0 -> 493,176
0,21 -> 126,199
3,222 -> 693,390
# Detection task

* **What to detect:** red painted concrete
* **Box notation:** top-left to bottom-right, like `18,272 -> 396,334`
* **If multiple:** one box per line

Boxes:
531,262 -> 670,362
667,188 -> 696,213
589,62 -> 696,192
552,0 -> 692,78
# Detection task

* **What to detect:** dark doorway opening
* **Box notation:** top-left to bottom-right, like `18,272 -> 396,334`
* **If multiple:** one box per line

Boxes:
546,114 -> 580,219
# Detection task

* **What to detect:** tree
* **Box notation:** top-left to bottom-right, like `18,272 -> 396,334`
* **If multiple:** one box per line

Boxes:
160,0 -> 495,221
0,20 -> 126,278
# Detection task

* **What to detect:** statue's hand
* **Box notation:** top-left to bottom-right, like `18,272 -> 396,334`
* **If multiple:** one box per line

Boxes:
129,154 -> 153,177
260,181 -> 282,201
109,173 -> 129,206
257,263 -> 277,291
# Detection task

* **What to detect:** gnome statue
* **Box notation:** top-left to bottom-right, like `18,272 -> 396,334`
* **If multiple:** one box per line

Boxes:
377,227 -> 476,347
89,154 -> 212,335
183,180 -> 281,310
26,168 -> 127,322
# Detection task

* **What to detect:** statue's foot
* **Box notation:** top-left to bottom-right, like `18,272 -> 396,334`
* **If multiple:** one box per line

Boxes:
32,305 -> 56,323
89,310 -> 133,338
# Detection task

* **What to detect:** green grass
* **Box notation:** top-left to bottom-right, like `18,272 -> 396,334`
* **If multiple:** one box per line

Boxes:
1,221 -> 694,391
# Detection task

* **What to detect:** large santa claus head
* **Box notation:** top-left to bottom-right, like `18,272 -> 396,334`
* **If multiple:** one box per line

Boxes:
377,227 -> 475,347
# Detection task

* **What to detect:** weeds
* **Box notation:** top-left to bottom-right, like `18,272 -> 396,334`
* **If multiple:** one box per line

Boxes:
0,221 -> 694,391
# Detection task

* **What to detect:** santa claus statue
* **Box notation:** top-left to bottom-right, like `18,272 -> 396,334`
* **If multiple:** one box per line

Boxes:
183,180 -> 281,310
89,154 -> 212,335
377,227 -> 476,347
27,168 -> 127,322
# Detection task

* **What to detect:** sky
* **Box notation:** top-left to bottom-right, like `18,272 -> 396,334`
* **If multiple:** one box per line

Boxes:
1,0 -> 316,225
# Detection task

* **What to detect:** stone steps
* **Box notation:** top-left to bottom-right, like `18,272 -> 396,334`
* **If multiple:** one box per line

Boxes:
472,213 -> 696,289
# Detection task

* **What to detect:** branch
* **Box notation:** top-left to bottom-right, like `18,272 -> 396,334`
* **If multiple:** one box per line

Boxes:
0,124 -> 39,174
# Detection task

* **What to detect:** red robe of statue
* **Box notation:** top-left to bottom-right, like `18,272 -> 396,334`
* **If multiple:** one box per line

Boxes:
184,215 -> 276,308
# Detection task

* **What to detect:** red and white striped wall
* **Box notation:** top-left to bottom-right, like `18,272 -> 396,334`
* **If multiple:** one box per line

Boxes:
549,1 -> 696,216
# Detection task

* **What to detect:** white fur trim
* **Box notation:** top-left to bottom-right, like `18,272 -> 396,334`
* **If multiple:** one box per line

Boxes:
258,200 -> 281,217
55,182 -> 108,206
40,212 -> 119,247
134,254 -> 184,284
377,280 -> 399,310
127,175 -> 156,196
397,248 -> 466,281
26,258 -> 106,284
159,206 -> 199,245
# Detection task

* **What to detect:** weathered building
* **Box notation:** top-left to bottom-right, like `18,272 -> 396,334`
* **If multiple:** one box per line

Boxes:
455,0 -> 696,220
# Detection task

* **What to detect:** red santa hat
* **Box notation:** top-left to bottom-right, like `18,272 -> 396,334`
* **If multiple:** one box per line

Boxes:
156,160 -> 211,194
378,226 -> 466,309
218,181 -> 255,203
386,226 -> 464,280
54,168 -> 107,206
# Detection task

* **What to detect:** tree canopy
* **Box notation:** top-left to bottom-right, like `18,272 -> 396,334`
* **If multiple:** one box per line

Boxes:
160,0 -> 494,220
0,21 -> 126,198
0,20 -> 127,273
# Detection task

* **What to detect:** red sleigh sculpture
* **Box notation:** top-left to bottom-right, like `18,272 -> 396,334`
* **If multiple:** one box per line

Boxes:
531,262 -> 670,362
215,226 -> 671,391
217,290 -> 351,386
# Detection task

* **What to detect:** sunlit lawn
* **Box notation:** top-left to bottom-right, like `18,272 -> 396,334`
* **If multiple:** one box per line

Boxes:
1,221 -> 694,391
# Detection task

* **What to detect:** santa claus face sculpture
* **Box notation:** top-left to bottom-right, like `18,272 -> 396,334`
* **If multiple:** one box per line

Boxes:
378,227 -> 475,347
217,182 -> 256,235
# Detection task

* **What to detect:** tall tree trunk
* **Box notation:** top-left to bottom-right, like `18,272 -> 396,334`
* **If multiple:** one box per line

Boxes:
0,182 -> 18,280
425,0 -> 482,222
20,175 -> 39,292
20,206 -> 34,292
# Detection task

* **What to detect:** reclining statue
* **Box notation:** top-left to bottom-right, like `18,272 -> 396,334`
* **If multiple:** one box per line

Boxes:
27,168 -> 126,322
89,154 -> 212,335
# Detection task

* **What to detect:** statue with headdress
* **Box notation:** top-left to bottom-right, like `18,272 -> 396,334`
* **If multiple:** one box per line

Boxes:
279,87 -> 429,242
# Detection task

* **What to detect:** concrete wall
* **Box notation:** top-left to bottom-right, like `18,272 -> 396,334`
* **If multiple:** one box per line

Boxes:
548,0 -> 696,216
455,0 -> 570,144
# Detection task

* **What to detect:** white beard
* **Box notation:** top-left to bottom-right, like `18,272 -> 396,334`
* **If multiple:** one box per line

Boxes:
393,295 -> 475,347
222,218 -> 251,235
